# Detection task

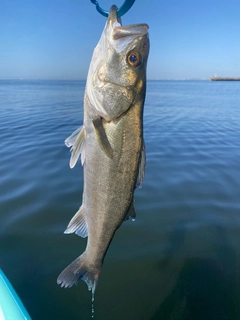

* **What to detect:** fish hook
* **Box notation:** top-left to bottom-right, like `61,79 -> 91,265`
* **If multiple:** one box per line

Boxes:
90,0 -> 136,18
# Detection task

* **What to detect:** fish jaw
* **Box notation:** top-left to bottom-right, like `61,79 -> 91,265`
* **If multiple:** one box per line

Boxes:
106,5 -> 149,54
86,5 -> 149,122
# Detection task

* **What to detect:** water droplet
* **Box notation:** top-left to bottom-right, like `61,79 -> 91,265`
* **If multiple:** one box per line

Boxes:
91,302 -> 94,317
91,288 -> 95,318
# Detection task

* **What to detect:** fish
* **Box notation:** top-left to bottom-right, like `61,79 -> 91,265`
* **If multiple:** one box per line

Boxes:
57,5 -> 149,294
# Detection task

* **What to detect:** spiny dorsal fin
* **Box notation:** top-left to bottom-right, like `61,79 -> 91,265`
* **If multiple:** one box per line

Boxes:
64,206 -> 88,238
136,141 -> 146,188
92,117 -> 113,159
65,126 -> 86,168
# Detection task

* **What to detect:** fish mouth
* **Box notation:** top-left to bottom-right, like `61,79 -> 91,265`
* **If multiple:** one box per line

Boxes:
108,5 -> 149,40
108,5 -> 122,27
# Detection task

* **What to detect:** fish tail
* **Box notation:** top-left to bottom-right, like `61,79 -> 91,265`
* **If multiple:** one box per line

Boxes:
57,253 -> 100,293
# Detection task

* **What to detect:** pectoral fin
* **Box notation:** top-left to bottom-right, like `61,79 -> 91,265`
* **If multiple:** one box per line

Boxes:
65,126 -> 86,168
136,141 -> 146,188
92,117 -> 113,158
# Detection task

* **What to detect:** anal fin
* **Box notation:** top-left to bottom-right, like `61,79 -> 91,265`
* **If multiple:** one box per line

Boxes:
92,117 -> 113,159
64,206 -> 88,238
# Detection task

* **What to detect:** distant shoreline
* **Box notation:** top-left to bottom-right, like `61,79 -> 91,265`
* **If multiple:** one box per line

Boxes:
211,77 -> 240,81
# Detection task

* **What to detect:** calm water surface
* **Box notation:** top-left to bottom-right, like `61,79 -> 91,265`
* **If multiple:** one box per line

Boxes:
1,80 -> 240,319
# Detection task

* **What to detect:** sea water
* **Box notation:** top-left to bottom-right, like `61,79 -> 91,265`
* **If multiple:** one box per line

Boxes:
1,80 -> 240,319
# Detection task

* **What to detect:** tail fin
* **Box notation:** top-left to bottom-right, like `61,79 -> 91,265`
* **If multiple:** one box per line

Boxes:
57,254 -> 100,293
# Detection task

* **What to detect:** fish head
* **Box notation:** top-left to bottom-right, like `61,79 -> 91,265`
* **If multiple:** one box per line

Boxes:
86,5 -> 149,121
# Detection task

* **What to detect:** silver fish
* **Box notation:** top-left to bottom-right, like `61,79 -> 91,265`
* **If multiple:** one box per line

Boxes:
57,5 -> 149,294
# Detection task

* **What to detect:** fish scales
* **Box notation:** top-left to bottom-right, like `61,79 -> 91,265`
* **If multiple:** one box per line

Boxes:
57,5 -> 149,294
84,97 -> 142,256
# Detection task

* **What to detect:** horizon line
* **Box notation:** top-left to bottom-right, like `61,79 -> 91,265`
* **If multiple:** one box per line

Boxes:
0,78 -> 211,81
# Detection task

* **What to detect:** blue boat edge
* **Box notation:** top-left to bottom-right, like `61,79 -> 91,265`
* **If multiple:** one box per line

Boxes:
0,269 -> 32,320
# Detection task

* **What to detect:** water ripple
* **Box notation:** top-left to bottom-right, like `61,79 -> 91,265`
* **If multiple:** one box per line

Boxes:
1,80 -> 240,320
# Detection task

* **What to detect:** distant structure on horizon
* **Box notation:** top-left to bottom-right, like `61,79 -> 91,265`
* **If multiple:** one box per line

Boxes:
211,75 -> 240,81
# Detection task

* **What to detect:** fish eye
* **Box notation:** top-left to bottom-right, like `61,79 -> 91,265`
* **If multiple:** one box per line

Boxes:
127,51 -> 142,67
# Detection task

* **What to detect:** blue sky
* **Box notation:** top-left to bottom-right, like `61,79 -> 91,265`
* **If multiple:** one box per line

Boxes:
1,0 -> 240,80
